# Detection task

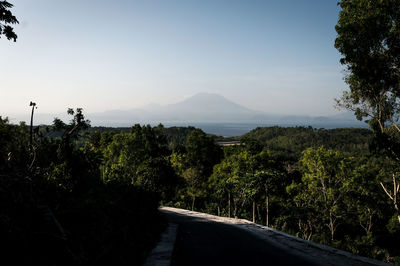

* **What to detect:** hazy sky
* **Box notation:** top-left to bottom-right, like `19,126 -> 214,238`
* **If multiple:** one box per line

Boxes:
1,0 -> 346,122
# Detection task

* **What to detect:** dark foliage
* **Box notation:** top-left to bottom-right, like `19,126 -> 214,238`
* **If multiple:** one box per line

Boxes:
242,126 -> 372,161
0,114 -> 167,266
0,1 -> 18,41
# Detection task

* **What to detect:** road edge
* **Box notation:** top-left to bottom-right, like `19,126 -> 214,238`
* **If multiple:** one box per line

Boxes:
142,222 -> 178,266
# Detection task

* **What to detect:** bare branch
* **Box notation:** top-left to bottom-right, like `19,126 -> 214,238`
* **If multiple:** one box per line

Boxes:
380,182 -> 394,200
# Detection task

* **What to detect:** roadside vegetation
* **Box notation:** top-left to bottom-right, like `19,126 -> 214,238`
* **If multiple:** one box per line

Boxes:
164,125 -> 399,263
0,112 -> 169,266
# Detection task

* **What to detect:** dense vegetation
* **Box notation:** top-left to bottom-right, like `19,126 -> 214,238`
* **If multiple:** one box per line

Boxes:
162,125 -> 399,263
2,108 -> 400,264
242,126 -> 372,160
0,111 -> 172,266
335,0 -> 400,234
163,125 -> 400,263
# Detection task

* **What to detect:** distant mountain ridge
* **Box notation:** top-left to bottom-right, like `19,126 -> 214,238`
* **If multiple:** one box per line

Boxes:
89,93 -> 259,124
88,92 -> 366,128
19,92 -> 367,129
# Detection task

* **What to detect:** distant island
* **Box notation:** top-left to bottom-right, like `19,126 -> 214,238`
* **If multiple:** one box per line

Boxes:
10,93 -> 367,137
88,92 -> 366,126
87,93 -> 368,136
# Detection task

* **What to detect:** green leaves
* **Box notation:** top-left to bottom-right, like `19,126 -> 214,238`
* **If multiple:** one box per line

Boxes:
0,1 -> 18,42
336,1 -> 400,234
297,147 -> 354,241
335,0 -> 400,136
101,124 -> 177,200
185,129 -> 222,177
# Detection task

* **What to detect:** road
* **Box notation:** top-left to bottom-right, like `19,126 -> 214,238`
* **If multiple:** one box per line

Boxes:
160,207 -> 389,266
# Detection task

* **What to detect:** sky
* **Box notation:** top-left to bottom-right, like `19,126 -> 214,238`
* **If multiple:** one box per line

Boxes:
1,0 -> 347,123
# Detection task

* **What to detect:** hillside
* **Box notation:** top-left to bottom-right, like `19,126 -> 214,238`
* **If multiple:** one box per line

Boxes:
242,126 -> 372,160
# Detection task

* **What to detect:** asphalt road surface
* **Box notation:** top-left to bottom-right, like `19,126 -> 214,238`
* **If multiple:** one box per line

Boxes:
160,207 -> 388,266
166,210 -> 315,266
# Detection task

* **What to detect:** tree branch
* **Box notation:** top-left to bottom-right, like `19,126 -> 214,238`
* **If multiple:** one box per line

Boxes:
380,182 -> 394,200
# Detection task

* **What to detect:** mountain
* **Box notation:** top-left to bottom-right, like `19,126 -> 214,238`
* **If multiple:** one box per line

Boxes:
164,93 -> 254,114
85,93 -> 367,128
153,93 -> 266,122
10,92 -> 368,131
89,93 -> 266,125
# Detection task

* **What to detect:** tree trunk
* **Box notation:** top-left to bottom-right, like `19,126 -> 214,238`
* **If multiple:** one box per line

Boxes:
329,212 -> 335,241
266,195 -> 269,227
395,197 -> 400,224
234,199 -> 237,218
217,206 -> 220,216
252,201 -> 256,223
191,195 -> 195,211
228,192 -> 231,218
29,102 -> 35,148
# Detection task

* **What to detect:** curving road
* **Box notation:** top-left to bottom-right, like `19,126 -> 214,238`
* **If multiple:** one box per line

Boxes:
160,207 -> 389,266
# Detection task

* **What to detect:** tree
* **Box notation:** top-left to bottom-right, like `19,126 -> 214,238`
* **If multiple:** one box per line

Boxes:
227,151 -> 255,219
298,147 -> 351,242
335,0 -> 400,224
136,157 -> 178,200
209,151 -> 251,218
0,1 -> 18,42
350,157 -> 385,236
54,108 -> 90,142
180,129 -> 222,210
0,116 -> 29,175
41,109 -> 93,192
250,169 -> 284,226
209,157 -> 236,217
185,129 -> 222,177
101,124 -> 177,201
183,167 -> 203,211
